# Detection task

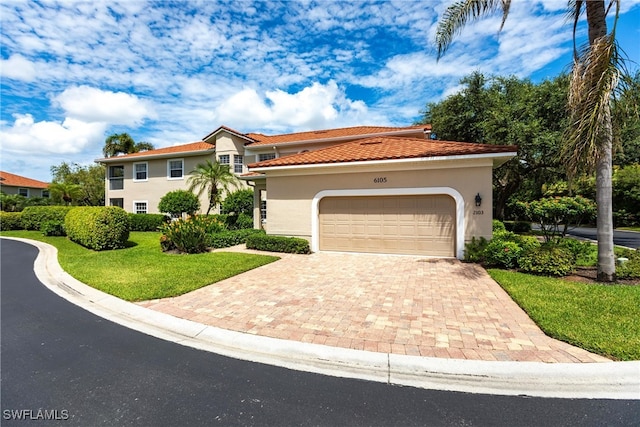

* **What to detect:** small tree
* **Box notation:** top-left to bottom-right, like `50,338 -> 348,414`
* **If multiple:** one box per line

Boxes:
515,196 -> 596,242
221,189 -> 253,215
158,190 -> 200,218
187,160 -> 241,215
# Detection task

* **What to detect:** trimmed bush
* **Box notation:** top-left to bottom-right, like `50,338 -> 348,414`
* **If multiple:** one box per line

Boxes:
128,213 -> 169,231
246,234 -> 311,254
65,207 -> 130,250
208,229 -> 263,249
504,221 -> 532,233
492,220 -> 507,233
519,245 -> 575,276
41,219 -> 66,236
0,212 -> 23,230
463,236 -> 488,263
484,239 -> 522,269
21,206 -> 73,230
617,250 -> 640,280
158,190 -> 200,217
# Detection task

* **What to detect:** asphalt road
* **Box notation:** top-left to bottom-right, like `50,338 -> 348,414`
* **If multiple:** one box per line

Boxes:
566,226 -> 640,249
2,239 -> 639,426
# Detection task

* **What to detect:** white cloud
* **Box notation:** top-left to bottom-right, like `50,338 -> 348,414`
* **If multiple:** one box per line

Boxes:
0,54 -> 37,82
54,86 -> 154,126
0,113 -> 107,155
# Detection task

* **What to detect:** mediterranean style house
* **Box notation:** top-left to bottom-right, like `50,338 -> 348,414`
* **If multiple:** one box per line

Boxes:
97,124 -> 517,258
0,171 -> 49,198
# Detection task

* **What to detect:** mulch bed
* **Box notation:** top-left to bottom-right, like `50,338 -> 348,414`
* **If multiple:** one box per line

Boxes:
564,267 -> 639,286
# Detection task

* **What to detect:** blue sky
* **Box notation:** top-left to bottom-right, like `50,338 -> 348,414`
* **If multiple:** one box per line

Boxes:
1,0 -> 639,183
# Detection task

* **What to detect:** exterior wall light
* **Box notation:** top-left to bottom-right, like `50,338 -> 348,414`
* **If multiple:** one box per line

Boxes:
475,193 -> 482,207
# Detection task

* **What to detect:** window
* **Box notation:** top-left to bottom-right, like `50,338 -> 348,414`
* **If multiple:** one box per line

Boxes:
18,188 -> 29,197
109,165 -> 124,190
260,199 -> 267,222
219,155 -> 230,168
234,155 -> 243,174
134,162 -> 148,181
42,190 -> 50,198
133,201 -> 148,214
258,153 -> 276,162
110,198 -> 124,208
167,159 -> 183,179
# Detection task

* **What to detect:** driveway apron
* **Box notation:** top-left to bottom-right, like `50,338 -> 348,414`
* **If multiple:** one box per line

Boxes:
138,250 -> 608,363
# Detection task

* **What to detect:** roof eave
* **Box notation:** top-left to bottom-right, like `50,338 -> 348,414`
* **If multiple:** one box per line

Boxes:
202,126 -> 255,144
95,148 -> 215,163
248,151 -> 517,172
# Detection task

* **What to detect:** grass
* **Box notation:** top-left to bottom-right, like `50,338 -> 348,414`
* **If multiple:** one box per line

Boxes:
618,226 -> 640,232
1,231 -> 279,301
488,269 -> 640,361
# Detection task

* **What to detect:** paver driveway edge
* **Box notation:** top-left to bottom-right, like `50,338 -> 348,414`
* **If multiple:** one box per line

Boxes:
8,236 -> 640,400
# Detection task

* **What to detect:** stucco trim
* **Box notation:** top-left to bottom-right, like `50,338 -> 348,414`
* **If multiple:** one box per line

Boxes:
311,187 -> 465,259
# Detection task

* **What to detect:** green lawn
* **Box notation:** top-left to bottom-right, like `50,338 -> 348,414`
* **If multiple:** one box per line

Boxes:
1,231 -> 279,301
488,269 -> 640,361
618,226 -> 640,232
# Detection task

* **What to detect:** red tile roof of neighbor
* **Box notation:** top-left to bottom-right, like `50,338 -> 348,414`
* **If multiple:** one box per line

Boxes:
248,137 -> 517,168
97,141 -> 214,161
0,171 -> 49,188
245,125 -> 431,146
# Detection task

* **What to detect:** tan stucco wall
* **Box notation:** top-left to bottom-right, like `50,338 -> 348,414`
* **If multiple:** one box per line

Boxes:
262,160 -> 494,247
0,186 -> 48,198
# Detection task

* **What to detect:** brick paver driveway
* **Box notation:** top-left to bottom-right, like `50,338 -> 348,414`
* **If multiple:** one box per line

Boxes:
138,250 -> 608,363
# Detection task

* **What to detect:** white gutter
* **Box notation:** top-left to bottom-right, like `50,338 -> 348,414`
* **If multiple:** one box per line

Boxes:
95,148 -> 215,163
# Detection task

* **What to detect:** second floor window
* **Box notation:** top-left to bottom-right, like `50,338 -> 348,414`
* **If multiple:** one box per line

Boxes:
234,155 -> 243,174
109,165 -> 124,190
258,153 -> 276,162
168,159 -> 183,179
134,162 -> 148,181
219,155 -> 230,169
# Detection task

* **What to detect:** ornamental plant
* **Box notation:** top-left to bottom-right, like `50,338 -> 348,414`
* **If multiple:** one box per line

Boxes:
158,190 -> 200,217
514,196 -> 595,242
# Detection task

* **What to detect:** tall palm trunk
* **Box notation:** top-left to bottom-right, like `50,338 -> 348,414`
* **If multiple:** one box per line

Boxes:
587,1 -> 616,282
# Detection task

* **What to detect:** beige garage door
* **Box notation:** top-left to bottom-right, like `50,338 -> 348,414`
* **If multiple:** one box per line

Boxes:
319,195 -> 455,256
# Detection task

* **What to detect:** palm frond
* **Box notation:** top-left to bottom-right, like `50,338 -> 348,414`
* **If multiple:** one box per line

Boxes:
435,0 -> 509,60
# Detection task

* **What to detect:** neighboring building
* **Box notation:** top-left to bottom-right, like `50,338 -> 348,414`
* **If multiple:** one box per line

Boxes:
97,124 -> 517,258
0,171 -> 50,198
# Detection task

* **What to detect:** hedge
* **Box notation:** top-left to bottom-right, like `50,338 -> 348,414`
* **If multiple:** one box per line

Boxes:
208,229 -> 264,249
65,206 -> 130,250
0,212 -> 23,230
128,213 -> 169,231
21,206 -> 73,230
246,234 -> 310,254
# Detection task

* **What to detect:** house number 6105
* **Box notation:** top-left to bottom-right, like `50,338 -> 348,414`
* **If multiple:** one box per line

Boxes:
373,177 -> 387,183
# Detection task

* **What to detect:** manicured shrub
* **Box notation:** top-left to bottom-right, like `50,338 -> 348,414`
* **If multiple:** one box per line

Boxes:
208,229 -> 264,249
617,250 -> 640,280
514,196 -> 596,242
160,216 -> 218,254
519,245 -> 575,276
0,212 -> 23,230
41,219 -> 65,236
557,238 -> 593,261
65,207 -> 130,250
128,213 -> 169,231
246,234 -> 311,254
484,239 -> 522,269
492,220 -> 506,233
21,206 -> 73,230
464,236 -> 488,263
158,190 -> 200,217
221,189 -> 253,215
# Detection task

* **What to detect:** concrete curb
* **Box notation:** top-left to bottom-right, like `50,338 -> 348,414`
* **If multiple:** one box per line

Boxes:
7,237 -> 640,400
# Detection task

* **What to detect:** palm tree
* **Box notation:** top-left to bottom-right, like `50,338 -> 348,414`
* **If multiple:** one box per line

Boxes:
435,0 -> 623,282
103,133 -> 155,157
187,160 -> 241,215
48,182 -> 83,206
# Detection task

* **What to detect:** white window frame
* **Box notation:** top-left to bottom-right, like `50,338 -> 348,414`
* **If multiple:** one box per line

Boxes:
258,153 -> 276,162
167,158 -> 184,180
133,162 -> 148,182
18,188 -> 29,197
234,155 -> 243,174
219,154 -> 230,168
133,200 -> 148,214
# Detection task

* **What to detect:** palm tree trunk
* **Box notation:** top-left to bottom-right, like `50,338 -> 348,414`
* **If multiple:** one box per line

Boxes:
587,1 -> 616,282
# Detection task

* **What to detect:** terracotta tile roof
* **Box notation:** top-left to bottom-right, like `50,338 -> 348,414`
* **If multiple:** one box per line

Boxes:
203,125 -> 256,143
245,125 -> 430,146
97,141 -> 214,161
0,171 -> 49,188
248,137 -> 517,169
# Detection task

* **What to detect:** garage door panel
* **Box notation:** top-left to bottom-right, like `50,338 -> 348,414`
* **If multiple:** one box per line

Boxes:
320,195 -> 455,257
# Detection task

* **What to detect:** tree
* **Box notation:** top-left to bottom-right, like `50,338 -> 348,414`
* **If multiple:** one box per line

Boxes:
50,162 -> 105,206
221,189 -> 254,215
158,190 -> 200,217
435,0 -> 627,281
48,182 -> 83,206
103,133 -> 154,157
187,160 -> 241,215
